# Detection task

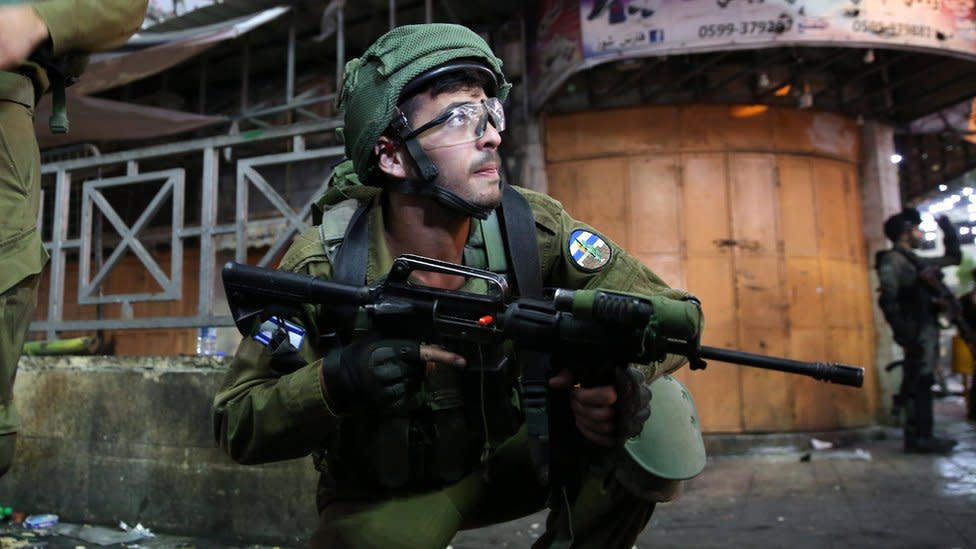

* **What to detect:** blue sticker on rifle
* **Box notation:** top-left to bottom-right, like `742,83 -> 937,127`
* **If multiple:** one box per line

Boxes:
568,229 -> 612,272
254,316 -> 305,350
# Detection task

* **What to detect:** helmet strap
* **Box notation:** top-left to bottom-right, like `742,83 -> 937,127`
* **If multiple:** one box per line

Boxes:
388,178 -> 496,220
387,112 -> 495,220
390,113 -> 439,181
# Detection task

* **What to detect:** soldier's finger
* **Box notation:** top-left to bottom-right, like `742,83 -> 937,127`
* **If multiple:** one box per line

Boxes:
419,344 -> 466,367
574,412 -> 615,435
571,385 -> 618,407
547,369 -> 577,390
576,423 -> 615,447
569,397 -> 615,422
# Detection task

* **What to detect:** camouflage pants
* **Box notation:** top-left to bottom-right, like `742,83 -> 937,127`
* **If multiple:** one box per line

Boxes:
899,322 -> 940,440
0,73 -> 44,478
309,425 -> 655,549
0,273 -> 38,477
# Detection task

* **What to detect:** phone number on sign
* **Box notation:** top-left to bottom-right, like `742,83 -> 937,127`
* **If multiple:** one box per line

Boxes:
698,18 -> 793,38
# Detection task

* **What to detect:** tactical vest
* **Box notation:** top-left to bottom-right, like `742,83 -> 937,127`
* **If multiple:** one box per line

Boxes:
312,188 -> 535,492
310,186 -> 707,505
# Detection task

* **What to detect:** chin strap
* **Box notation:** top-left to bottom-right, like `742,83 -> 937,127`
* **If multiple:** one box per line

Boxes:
388,178 -> 496,220
388,112 -> 496,220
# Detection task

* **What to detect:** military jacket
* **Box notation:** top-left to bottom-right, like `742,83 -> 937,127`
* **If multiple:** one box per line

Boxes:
876,244 -> 960,343
213,186 -> 701,483
0,0 -> 147,294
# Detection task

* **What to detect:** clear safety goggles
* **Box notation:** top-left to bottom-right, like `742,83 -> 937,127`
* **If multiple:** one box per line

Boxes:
401,97 -> 505,150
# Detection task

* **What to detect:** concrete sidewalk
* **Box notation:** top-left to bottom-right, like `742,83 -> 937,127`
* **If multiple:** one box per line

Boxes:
2,396 -> 973,549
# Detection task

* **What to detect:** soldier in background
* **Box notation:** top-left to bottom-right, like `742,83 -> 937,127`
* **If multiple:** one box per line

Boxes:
877,208 -> 960,454
0,0 -> 147,478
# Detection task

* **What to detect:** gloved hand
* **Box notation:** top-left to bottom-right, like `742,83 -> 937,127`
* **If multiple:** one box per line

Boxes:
613,366 -> 652,443
321,338 -> 422,414
321,338 -> 465,414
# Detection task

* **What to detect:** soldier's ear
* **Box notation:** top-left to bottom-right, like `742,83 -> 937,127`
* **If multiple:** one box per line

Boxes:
375,136 -> 408,179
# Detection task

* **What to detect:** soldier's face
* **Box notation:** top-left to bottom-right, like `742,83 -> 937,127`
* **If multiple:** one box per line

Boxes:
407,87 -> 503,213
908,226 -> 923,248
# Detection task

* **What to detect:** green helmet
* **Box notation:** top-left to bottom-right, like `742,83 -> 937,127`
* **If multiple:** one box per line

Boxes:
615,375 -> 706,501
335,23 -> 511,184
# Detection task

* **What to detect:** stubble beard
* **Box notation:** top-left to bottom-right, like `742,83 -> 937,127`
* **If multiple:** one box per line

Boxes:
434,150 -> 503,211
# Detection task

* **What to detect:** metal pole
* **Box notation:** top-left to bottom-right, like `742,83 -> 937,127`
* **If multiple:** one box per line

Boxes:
199,147 -> 219,318
389,0 -> 396,29
336,3 -> 345,85
425,0 -> 432,22
46,170 -> 71,340
286,18 -> 296,103
241,41 -> 250,114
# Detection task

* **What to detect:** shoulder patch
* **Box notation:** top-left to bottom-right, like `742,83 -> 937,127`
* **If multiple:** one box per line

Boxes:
568,229 -> 613,272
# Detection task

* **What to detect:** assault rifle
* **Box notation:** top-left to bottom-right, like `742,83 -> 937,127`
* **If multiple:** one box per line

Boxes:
222,255 -> 864,486
917,265 -> 976,420
917,266 -> 976,356
223,255 -> 864,386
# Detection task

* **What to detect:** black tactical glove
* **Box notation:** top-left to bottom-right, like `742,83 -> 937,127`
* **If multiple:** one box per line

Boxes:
320,338 -> 425,414
613,366 -> 652,444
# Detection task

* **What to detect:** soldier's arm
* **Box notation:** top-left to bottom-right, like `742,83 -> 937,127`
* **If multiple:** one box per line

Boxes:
920,215 -> 962,269
212,231 -> 342,465
30,0 -> 148,56
520,187 -> 703,382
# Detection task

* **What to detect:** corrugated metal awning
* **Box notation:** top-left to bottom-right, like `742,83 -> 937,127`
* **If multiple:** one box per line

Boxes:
75,5 -> 291,95
34,93 -> 227,149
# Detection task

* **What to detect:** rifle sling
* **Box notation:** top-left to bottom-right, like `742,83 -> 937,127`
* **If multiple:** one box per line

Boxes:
329,199 -> 371,341
498,185 -> 575,540
498,185 -> 549,484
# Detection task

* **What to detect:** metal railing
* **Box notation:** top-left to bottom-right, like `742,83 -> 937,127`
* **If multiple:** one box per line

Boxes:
31,119 -> 345,339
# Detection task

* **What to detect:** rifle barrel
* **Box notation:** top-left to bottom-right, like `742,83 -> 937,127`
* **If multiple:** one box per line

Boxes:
697,346 -> 864,387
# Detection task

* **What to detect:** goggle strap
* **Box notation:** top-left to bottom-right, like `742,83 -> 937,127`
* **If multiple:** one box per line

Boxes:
391,112 -> 439,181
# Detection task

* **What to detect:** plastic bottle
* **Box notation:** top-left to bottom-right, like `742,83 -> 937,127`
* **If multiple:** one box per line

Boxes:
196,326 -> 218,356
23,513 -> 59,529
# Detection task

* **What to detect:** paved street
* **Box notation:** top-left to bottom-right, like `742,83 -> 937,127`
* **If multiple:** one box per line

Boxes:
2,396 -> 974,549
451,395 -> 976,548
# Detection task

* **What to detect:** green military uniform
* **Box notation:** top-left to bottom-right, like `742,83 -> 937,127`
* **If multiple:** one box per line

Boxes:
877,237 -> 960,448
214,184 -> 704,548
876,209 -> 961,451
0,0 -> 147,476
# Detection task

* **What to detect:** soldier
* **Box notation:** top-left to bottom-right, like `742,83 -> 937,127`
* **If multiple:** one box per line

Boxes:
214,23 -> 706,548
0,0 -> 147,478
877,208 -> 960,454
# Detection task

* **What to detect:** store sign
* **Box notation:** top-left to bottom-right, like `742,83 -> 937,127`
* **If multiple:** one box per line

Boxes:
530,0 -> 976,107
581,0 -> 976,58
